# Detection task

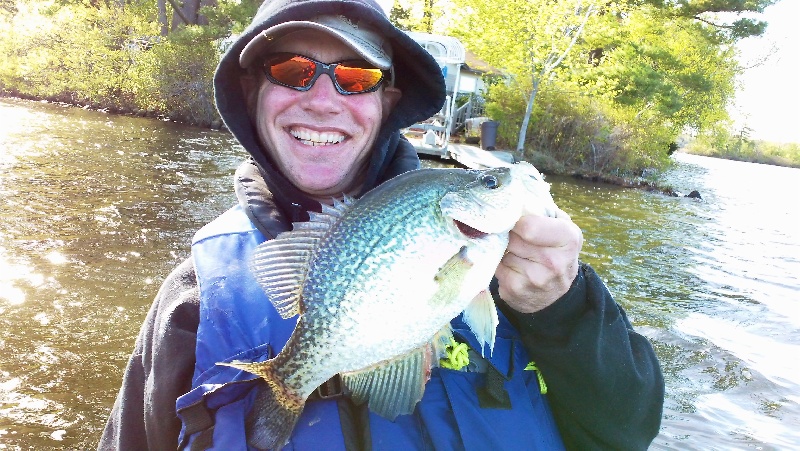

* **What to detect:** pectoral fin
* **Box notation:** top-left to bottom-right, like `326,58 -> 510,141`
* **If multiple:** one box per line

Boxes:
431,246 -> 474,305
462,289 -> 498,356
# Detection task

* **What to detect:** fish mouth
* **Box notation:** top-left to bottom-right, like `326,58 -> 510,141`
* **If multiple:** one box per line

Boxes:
454,219 -> 488,239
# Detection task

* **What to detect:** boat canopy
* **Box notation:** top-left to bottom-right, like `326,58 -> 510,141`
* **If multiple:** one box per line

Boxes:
404,31 -> 466,65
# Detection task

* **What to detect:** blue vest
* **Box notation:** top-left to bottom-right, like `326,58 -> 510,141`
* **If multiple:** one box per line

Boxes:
176,205 -> 565,450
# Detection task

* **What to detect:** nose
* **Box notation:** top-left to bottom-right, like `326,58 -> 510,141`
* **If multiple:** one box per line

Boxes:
300,72 -> 342,114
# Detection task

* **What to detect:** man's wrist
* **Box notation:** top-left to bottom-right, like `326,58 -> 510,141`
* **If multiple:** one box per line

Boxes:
495,264 -> 588,337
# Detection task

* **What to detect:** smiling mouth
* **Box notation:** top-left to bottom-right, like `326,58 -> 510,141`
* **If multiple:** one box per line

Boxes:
290,128 -> 346,147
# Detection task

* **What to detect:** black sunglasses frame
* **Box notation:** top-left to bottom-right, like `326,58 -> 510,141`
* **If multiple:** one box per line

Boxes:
261,53 -> 391,96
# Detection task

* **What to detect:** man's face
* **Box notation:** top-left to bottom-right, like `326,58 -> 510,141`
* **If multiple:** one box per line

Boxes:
251,29 -> 401,201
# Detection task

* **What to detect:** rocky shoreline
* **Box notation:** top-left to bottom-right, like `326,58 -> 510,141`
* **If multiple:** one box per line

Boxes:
570,172 -> 701,199
1,91 -> 226,131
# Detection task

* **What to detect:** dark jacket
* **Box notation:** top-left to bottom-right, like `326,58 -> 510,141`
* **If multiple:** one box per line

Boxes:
99,0 -> 664,449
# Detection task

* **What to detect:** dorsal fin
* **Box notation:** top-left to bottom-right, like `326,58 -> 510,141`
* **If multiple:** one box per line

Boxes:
249,198 -> 352,319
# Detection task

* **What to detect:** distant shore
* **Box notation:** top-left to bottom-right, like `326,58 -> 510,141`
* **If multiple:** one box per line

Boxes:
4,93 -> 795,201
682,139 -> 800,169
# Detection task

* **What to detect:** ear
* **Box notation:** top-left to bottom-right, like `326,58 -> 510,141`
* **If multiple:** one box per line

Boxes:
240,73 -> 259,96
240,74 -> 260,118
381,87 -> 402,121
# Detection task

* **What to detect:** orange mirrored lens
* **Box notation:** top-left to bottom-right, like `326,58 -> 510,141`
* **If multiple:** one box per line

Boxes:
334,65 -> 384,92
268,56 -> 316,87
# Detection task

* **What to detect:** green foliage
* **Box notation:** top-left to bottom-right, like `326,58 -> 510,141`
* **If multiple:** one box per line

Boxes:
446,0 -> 768,174
389,0 -> 413,30
579,4 -> 738,132
450,0 -> 596,153
0,1 -> 158,108
0,0 -> 254,125
0,0 -> 790,176
449,0 -> 568,79
642,0 -> 776,40
600,105 -> 677,173
484,77 -> 674,175
126,25 -> 219,124
388,0 -> 442,33
201,0 -> 261,36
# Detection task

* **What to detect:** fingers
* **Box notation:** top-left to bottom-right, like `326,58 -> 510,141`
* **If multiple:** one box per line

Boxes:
498,237 -> 577,295
494,212 -> 582,313
508,214 -> 583,255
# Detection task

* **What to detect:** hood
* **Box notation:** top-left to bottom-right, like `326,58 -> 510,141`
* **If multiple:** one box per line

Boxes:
214,0 -> 446,220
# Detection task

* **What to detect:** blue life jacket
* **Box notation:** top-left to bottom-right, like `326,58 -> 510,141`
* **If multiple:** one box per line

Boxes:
176,205 -> 565,450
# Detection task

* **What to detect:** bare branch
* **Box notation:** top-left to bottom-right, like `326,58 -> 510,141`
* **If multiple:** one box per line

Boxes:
693,14 -> 736,30
166,0 -> 191,26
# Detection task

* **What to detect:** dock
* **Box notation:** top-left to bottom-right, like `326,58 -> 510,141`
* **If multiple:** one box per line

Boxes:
407,137 -> 517,169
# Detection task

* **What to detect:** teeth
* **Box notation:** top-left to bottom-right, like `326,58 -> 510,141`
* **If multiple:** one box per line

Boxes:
290,129 -> 345,146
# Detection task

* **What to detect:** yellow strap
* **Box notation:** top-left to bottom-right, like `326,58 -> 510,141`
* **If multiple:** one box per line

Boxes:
439,343 -> 549,396
524,361 -> 548,394
440,338 -> 470,370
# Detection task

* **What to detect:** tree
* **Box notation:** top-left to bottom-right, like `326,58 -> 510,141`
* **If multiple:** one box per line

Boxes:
641,0 -> 776,40
421,0 -> 434,33
450,0 -> 596,154
515,2 -> 594,154
579,2 -> 742,132
448,0 -> 774,172
388,0 -> 441,33
149,0 -> 221,35
389,0 -> 413,31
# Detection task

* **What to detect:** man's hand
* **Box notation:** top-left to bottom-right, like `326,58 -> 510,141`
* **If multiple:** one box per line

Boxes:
495,209 -> 583,313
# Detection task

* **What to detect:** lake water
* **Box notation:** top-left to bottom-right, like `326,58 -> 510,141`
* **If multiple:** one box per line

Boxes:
0,97 -> 798,449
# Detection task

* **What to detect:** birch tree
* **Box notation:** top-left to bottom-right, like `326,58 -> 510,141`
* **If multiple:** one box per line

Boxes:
450,0 -> 596,154
516,2 -> 594,154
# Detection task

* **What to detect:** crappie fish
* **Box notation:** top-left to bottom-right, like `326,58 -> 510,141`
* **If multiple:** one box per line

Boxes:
222,162 -> 558,449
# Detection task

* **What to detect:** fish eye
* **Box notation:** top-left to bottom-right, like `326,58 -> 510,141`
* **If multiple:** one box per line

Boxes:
481,175 -> 500,189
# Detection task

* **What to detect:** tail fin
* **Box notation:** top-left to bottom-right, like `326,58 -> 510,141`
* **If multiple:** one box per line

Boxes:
246,379 -> 304,450
218,360 -> 305,450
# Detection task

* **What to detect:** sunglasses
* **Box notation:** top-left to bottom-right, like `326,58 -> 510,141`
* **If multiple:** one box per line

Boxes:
261,53 -> 390,95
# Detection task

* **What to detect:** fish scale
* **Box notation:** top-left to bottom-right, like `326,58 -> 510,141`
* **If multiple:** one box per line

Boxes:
220,163 -> 559,450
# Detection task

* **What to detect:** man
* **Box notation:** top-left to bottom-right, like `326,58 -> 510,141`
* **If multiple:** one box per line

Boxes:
99,0 -> 664,449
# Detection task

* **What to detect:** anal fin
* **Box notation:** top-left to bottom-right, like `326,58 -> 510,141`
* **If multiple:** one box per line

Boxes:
341,345 -> 434,420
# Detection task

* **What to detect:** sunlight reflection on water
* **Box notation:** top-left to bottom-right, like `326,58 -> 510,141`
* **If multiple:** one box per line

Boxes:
0,97 -> 241,448
653,153 -> 800,448
1,98 -> 798,448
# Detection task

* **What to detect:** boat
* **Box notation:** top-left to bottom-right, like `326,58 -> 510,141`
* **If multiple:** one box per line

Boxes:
403,32 -> 515,169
